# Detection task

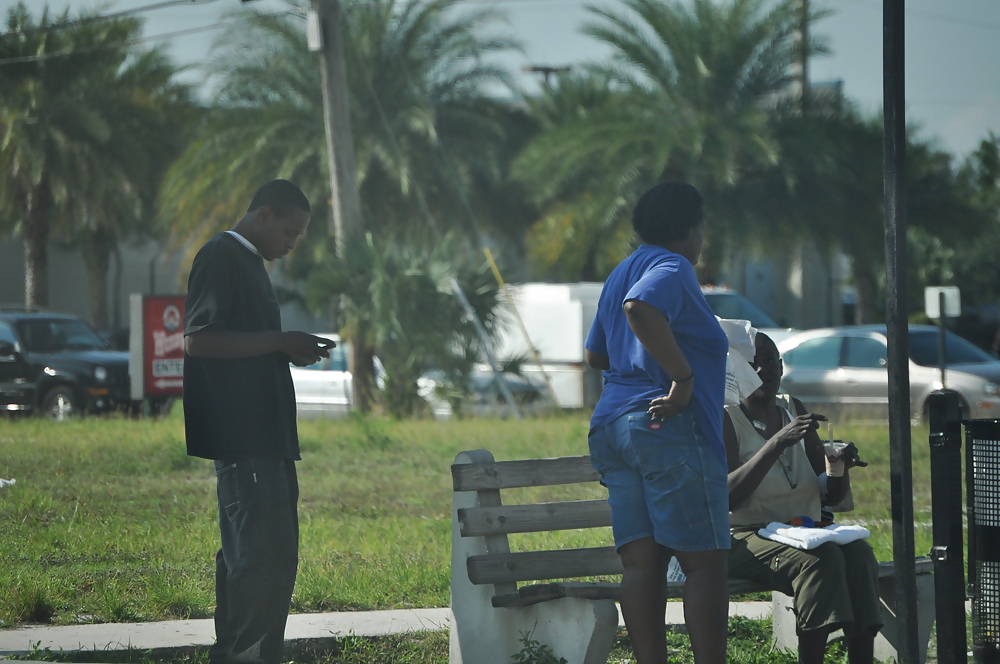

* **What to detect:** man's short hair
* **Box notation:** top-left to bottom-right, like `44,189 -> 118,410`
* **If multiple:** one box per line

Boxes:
247,179 -> 311,217
631,182 -> 704,246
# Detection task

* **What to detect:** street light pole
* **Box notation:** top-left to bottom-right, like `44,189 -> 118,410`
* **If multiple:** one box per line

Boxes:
312,0 -> 362,257
883,1 -> 920,662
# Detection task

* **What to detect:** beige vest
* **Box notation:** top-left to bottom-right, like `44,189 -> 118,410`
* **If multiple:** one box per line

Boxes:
728,396 -> 822,528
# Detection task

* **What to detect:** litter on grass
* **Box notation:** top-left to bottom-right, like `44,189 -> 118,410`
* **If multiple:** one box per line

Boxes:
0,478 -> 16,489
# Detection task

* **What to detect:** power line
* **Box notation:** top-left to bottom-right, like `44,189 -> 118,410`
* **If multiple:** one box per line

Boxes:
831,0 -> 1000,33
0,0 -> 215,39
0,10 -> 293,66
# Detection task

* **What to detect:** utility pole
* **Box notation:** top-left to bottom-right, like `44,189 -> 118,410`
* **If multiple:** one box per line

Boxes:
883,0 -> 920,662
310,0 -> 362,257
522,64 -> 571,92
308,0 -> 372,411
792,0 -> 810,112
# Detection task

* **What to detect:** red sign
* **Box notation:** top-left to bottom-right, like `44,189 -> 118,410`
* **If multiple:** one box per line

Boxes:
144,296 -> 185,396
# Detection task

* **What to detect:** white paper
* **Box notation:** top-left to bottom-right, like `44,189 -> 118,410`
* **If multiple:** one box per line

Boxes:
716,317 -> 757,362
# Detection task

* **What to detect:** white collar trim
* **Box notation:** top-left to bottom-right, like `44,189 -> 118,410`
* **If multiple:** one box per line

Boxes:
225,230 -> 261,256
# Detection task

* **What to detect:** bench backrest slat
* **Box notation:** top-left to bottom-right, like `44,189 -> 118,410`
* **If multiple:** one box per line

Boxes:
458,500 -> 612,537
467,546 -> 624,585
452,456 -> 599,491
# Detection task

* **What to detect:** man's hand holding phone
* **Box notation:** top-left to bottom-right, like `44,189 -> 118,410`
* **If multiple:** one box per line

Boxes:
281,332 -> 335,367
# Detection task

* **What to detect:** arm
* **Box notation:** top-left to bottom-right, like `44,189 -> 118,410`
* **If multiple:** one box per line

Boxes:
186,328 -> 333,366
586,350 -> 610,370
623,299 -> 693,419
789,398 -> 860,506
792,397 -> 828,476
726,411 -> 827,510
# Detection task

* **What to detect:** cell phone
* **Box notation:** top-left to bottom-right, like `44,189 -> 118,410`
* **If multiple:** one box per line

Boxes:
316,338 -> 337,349
841,442 -> 866,466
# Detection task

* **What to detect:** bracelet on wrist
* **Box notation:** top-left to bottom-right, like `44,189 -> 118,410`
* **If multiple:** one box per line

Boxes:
674,371 -> 694,383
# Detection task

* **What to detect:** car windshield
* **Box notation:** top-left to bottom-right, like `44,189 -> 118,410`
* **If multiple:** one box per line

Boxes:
908,330 -> 996,366
16,319 -> 107,353
703,293 -> 779,329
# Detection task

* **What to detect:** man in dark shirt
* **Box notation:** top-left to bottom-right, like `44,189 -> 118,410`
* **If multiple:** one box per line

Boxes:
183,179 -> 333,664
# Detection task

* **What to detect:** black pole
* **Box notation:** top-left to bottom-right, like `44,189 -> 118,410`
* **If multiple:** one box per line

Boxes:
883,1 -> 920,663
929,391 -> 967,664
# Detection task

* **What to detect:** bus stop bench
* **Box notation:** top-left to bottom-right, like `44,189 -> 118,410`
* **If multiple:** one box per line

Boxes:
449,450 -> 770,664
449,450 -> 936,664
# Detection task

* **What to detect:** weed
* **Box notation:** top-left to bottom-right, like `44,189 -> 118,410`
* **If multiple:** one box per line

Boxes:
165,441 -> 195,471
345,411 -> 396,450
3,578 -> 58,623
510,627 -> 568,664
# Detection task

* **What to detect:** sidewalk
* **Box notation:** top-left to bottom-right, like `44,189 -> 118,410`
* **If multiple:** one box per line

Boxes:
0,603 -> 771,656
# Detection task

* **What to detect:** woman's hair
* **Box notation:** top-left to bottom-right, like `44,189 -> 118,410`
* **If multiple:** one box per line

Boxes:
631,182 -> 704,246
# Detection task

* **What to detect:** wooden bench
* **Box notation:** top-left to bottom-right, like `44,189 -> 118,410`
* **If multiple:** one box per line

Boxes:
449,449 -> 936,664
449,449 -> 772,664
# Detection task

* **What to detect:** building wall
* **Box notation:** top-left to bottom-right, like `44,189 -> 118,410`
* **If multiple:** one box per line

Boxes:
0,236 -> 327,333
718,240 -> 850,330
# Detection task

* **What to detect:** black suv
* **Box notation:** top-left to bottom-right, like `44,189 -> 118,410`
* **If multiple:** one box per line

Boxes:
0,310 -> 131,419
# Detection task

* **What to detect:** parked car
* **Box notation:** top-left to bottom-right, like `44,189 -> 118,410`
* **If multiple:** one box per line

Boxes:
0,309 -> 132,419
290,334 -> 541,418
777,325 -> 1000,422
700,286 -> 796,345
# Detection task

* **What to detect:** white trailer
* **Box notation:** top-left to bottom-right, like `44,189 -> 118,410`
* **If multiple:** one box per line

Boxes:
494,282 -> 604,409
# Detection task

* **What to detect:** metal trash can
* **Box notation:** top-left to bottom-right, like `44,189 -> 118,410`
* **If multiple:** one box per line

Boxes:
965,419 -> 1000,664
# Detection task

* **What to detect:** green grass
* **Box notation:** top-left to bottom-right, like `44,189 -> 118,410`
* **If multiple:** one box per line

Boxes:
0,412 -> 933,628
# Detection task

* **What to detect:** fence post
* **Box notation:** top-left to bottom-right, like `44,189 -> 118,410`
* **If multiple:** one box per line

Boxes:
928,391 -> 967,664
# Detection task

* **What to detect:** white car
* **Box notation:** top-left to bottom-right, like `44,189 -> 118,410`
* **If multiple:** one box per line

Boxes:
778,325 -> 1000,422
289,334 -> 353,419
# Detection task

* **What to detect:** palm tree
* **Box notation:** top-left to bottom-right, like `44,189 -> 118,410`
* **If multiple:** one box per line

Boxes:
159,0 -> 522,411
0,4 -> 139,308
160,0 -> 521,254
724,102 -> 989,323
74,49 -> 194,330
304,232 -> 502,418
513,0 -> 812,281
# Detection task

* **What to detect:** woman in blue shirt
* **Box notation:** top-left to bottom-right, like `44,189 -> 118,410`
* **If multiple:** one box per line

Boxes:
586,182 -> 730,664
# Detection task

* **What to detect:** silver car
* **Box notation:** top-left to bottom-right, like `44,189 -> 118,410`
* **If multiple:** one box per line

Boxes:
777,325 -> 1000,422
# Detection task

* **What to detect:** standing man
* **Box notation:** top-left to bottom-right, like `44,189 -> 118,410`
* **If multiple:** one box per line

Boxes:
183,179 -> 333,664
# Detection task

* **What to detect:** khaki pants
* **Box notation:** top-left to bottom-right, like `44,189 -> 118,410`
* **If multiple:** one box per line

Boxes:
729,530 -> 883,637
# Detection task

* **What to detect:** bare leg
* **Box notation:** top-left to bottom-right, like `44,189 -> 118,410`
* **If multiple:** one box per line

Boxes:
672,548 -> 728,664
797,628 -> 831,664
847,626 -> 878,664
618,537 -> 669,664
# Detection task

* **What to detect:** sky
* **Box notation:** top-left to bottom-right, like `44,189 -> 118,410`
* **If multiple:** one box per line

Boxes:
3,0 -> 1000,159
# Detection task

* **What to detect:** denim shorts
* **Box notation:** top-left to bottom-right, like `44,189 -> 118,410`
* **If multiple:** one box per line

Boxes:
588,407 -> 730,552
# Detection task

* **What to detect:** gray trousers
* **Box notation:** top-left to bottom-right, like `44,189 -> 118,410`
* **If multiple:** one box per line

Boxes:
211,458 -> 299,664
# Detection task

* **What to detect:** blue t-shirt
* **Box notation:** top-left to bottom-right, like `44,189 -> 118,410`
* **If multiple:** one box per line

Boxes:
586,244 -> 729,465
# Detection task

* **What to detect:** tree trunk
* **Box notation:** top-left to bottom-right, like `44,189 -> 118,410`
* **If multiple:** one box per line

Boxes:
23,187 -> 51,309
351,332 -> 376,413
852,260 -> 879,325
82,227 -> 114,331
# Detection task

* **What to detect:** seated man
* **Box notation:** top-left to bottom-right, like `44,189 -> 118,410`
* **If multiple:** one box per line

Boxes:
724,333 -> 880,664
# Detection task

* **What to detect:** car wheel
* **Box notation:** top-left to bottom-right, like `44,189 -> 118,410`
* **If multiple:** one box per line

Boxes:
42,386 -> 79,421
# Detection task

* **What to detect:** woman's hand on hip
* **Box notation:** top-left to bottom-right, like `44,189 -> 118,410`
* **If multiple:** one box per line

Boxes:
648,378 -> 694,421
